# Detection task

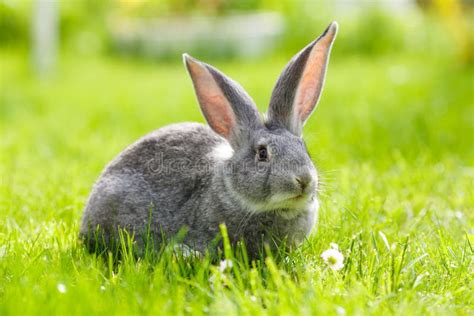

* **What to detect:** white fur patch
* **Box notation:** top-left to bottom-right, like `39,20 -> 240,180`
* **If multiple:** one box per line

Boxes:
209,142 -> 234,161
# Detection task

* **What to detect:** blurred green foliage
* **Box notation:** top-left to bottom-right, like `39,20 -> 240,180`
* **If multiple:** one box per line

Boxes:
115,0 -> 263,16
337,11 -> 405,56
0,2 -> 28,46
0,0 -> 472,64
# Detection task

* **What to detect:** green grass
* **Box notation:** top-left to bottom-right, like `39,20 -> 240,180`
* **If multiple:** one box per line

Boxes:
0,48 -> 473,315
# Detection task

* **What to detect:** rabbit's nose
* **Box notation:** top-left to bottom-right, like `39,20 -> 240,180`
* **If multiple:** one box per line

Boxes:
295,174 -> 312,192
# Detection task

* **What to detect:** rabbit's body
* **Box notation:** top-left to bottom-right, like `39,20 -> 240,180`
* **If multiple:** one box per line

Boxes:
80,22 -> 338,257
81,122 -> 317,255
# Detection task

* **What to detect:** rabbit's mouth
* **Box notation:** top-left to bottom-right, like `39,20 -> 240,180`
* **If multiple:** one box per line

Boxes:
290,194 -> 305,201
286,193 -> 314,206
272,195 -> 319,220
268,191 -> 315,209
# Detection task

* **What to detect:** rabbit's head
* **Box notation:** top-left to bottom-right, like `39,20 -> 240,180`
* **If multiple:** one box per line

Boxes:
184,22 -> 338,215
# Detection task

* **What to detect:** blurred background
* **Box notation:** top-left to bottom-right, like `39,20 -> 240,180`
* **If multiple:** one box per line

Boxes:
0,0 -> 473,224
1,0 -> 474,62
1,0 -> 474,65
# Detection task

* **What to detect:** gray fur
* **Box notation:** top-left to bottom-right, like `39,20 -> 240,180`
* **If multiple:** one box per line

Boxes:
80,22 -> 338,258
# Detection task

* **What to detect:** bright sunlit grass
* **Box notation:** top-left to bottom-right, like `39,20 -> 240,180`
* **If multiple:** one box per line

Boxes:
0,49 -> 473,315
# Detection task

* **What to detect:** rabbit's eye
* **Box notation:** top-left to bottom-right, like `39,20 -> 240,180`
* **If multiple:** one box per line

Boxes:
257,146 -> 269,162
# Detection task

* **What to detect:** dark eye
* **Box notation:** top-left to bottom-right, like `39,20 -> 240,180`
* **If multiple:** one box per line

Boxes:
257,146 -> 268,161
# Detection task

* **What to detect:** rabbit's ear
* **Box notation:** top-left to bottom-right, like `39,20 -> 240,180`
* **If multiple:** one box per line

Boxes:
184,54 -> 261,145
266,22 -> 338,136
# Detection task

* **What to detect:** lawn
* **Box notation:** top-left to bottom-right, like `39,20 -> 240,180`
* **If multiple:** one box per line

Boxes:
0,46 -> 473,315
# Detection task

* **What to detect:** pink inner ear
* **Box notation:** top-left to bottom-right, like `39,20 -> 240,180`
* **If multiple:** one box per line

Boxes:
295,32 -> 335,122
200,94 -> 235,138
187,60 -> 236,138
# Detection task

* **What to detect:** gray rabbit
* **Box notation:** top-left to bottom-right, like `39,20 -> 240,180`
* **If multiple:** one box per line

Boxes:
80,22 -> 338,258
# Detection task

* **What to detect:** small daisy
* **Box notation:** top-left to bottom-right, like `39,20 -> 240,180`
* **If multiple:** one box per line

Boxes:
321,244 -> 344,271
219,259 -> 233,272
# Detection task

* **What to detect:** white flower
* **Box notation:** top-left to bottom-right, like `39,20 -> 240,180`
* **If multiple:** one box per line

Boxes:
219,259 -> 233,272
57,283 -> 67,293
321,246 -> 344,271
